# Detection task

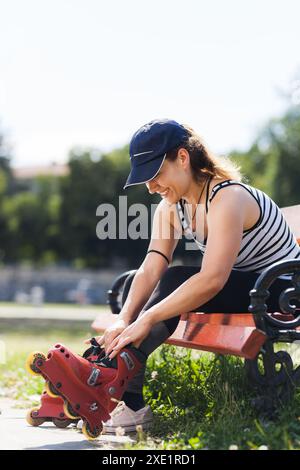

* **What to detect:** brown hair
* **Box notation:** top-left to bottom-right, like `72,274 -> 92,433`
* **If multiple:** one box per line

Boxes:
166,124 -> 242,183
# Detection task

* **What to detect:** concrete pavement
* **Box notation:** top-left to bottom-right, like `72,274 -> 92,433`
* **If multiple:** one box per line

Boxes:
0,399 -> 136,450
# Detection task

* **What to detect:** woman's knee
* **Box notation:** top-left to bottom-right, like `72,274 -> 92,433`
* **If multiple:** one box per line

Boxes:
159,265 -> 198,292
160,265 -> 187,285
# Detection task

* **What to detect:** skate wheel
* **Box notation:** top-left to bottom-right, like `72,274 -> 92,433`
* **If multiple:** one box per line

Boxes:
26,407 -> 45,427
63,400 -> 80,420
82,420 -> 102,440
25,351 -> 46,376
45,380 -> 60,398
53,418 -> 74,428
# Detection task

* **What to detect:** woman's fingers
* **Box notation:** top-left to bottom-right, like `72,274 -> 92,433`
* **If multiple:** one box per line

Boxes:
108,337 -> 131,359
107,335 -> 132,359
84,335 -> 103,345
97,336 -> 105,347
105,335 -> 122,355
104,332 -> 119,352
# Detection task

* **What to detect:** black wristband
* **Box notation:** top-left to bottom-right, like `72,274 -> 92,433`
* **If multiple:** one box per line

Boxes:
146,249 -> 170,265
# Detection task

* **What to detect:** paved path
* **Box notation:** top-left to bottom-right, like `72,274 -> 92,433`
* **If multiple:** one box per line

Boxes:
0,304 -> 109,328
0,399 -> 136,450
0,304 -> 105,320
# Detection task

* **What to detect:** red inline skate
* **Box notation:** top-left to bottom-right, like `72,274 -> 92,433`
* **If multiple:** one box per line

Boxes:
25,338 -> 145,440
26,389 -> 79,428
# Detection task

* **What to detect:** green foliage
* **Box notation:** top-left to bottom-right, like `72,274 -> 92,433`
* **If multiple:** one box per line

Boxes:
231,106 -> 300,206
1,178 -> 62,263
139,345 -> 300,450
0,102 -> 300,267
58,147 -> 155,267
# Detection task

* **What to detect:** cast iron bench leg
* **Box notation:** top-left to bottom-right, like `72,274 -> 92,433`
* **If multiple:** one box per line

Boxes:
245,340 -> 300,417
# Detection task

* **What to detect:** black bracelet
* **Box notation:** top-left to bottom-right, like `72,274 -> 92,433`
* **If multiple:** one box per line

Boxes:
146,249 -> 170,265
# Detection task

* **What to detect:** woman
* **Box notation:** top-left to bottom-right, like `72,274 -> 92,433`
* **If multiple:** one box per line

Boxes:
88,119 -> 300,433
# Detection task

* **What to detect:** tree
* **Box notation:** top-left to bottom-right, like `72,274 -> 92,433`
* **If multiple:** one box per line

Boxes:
231,105 -> 300,206
0,126 -> 14,263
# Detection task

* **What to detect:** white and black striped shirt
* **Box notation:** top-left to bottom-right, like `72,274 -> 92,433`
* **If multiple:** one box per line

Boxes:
176,179 -> 300,273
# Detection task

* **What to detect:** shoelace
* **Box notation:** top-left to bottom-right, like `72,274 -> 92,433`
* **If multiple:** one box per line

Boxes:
110,400 -> 126,418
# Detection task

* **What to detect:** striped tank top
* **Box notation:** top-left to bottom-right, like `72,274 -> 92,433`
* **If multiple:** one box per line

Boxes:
176,178 -> 300,274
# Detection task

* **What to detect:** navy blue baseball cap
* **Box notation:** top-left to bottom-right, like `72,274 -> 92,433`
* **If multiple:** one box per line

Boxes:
123,119 -> 188,189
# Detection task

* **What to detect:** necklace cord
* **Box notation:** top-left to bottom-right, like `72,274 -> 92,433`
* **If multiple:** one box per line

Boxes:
191,177 -> 209,221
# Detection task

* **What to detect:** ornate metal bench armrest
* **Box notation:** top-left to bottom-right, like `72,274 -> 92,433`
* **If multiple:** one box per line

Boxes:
249,259 -> 300,332
107,270 -> 137,314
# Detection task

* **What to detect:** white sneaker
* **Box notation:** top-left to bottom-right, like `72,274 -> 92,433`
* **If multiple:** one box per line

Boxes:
102,401 -> 154,434
76,419 -> 83,430
76,401 -> 153,434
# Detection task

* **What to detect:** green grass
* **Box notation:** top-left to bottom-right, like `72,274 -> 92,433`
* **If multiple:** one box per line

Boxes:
0,325 -> 93,406
1,326 -> 300,450
140,345 -> 300,450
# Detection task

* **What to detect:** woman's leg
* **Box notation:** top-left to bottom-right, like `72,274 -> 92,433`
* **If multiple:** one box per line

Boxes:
121,265 -> 290,403
199,269 -> 290,313
121,266 -> 200,405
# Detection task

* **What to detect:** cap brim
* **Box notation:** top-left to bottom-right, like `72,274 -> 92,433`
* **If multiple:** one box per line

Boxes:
123,153 -> 166,189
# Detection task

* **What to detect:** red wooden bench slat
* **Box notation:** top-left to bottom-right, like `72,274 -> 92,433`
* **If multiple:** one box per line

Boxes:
184,312 -> 255,326
165,320 -> 266,359
92,312 -> 267,360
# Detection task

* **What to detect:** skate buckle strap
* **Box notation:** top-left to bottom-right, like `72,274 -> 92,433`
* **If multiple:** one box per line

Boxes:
87,367 -> 101,386
120,351 -> 135,370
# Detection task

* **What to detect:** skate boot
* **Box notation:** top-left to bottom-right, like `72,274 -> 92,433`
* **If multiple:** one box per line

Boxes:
25,340 -> 145,440
26,389 -> 79,428
25,338 -> 102,429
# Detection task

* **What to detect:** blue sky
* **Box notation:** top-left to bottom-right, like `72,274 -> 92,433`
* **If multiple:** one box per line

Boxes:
0,0 -> 299,167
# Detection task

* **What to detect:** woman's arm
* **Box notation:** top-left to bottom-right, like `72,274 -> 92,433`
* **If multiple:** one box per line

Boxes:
118,266 -> 167,324
106,186 -> 247,357
116,198 -> 180,324
144,186 -> 246,324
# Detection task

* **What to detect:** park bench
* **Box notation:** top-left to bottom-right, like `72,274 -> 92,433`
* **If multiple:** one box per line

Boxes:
92,204 -> 300,415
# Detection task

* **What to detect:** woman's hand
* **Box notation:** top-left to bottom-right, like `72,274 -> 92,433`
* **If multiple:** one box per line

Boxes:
105,316 -> 153,360
84,318 -> 129,353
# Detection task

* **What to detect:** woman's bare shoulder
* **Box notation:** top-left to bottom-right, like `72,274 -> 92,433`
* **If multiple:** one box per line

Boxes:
208,178 -> 249,204
207,178 -> 261,230
208,176 -> 234,191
